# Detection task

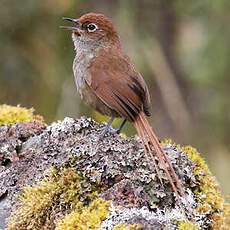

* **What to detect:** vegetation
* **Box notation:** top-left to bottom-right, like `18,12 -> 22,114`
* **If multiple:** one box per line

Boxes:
56,198 -> 111,230
178,220 -> 199,230
1,0 -> 230,210
164,140 -> 230,230
6,134 -> 230,229
0,104 -> 35,125
7,167 -> 104,230
184,145 -> 230,229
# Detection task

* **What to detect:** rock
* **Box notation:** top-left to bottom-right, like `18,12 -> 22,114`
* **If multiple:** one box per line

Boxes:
0,116 -> 229,229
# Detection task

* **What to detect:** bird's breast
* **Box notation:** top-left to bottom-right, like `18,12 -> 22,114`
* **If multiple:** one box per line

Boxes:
73,52 -> 95,97
72,51 -> 120,118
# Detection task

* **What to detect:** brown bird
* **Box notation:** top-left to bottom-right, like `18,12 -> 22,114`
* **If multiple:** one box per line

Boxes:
61,13 -> 192,216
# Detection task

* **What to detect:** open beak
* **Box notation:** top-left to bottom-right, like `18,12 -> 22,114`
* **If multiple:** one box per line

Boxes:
60,17 -> 82,35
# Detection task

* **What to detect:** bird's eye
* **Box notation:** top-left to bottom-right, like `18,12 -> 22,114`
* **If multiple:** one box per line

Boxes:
87,23 -> 98,33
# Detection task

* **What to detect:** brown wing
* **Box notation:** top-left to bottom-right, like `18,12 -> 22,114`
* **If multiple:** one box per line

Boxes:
85,49 -> 151,121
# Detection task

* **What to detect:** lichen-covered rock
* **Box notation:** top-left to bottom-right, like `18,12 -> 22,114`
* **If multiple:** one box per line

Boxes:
0,115 -> 229,229
0,117 -> 46,229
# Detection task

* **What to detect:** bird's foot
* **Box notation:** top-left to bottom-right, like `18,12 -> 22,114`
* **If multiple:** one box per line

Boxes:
99,118 -> 127,138
100,124 -> 120,138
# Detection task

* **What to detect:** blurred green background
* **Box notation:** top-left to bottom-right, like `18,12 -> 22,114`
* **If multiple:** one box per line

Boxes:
1,0 -> 230,199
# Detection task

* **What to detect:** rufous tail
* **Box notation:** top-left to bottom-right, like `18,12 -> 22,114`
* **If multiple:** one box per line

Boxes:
133,111 -> 193,217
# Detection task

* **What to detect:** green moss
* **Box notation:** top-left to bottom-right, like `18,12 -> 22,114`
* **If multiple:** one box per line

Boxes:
113,223 -> 142,230
178,220 -> 199,230
182,145 -> 230,229
0,104 -> 42,125
7,137 -> 230,229
56,198 -> 111,230
183,145 -> 224,210
163,139 -> 230,230
7,167 -> 104,230
7,163 -> 144,229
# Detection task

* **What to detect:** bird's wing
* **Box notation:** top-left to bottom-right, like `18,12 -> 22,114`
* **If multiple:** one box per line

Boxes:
85,50 -> 150,121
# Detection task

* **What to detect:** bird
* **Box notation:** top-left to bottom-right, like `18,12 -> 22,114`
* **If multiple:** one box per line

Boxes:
60,12 -> 192,217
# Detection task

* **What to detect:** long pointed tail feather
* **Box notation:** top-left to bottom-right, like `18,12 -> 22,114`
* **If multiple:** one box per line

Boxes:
139,112 -> 193,215
134,111 -> 193,217
135,119 -> 163,185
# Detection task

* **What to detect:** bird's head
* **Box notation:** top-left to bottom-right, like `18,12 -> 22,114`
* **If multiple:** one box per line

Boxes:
61,13 -> 120,49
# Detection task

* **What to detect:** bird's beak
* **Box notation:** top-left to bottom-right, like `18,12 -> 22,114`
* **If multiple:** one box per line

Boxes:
60,17 -> 82,35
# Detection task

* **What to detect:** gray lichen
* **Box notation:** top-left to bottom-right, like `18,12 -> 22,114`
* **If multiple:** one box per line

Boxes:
0,116 -> 221,229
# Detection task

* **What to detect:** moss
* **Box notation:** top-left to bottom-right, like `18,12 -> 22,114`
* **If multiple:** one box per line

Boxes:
56,198 -> 111,230
178,220 -> 199,230
7,167 -> 104,230
210,203 -> 230,230
182,145 -> 230,229
183,145 -> 224,209
163,139 -> 230,230
0,104 -> 43,125
6,136 -> 230,229
113,223 -> 142,230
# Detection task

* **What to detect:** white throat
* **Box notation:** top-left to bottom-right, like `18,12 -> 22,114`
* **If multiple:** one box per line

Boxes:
72,33 -> 104,55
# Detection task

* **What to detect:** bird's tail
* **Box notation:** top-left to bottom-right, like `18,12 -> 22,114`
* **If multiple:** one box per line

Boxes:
133,111 -> 192,217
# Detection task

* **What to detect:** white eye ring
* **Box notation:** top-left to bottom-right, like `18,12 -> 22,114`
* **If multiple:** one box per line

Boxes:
87,23 -> 98,33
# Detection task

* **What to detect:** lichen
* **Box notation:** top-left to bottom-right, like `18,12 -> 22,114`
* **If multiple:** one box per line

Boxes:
163,139 -> 230,230
56,198 -> 111,230
178,220 -> 199,230
5,118 -> 230,229
7,167 -> 104,230
182,145 -> 230,229
0,104 -> 43,126
113,223 -> 142,230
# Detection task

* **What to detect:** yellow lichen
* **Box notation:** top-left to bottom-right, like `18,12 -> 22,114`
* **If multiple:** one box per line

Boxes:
0,104 -> 43,125
162,138 -> 180,148
7,167 -> 103,230
56,198 -> 111,230
119,133 -> 127,138
113,223 -> 142,230
6,136 -> 230,229
163,139 -> 230,229
211,202 -> 230,230
182,145 -> 229,229
178,220 -> 199,230
162,140 -> 230,229
183,145 -> 224,213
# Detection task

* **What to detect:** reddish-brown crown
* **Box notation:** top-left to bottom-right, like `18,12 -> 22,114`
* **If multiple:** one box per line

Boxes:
77,13 -> 120,44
